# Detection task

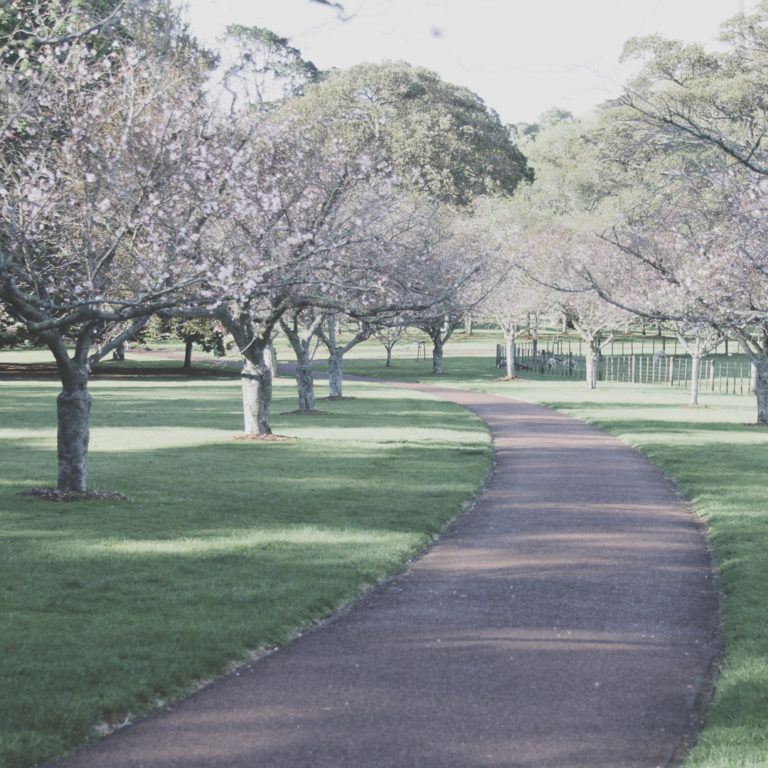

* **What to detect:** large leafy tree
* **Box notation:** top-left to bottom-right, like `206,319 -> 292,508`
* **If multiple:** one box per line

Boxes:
297,61 -> 533,208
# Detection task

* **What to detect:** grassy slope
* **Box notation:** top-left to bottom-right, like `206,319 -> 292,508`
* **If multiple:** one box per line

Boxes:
345,349 -> 768,768
0,369 -> 491,768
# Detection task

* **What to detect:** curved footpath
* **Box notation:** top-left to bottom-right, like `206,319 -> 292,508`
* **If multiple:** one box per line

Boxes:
49,384 -> 721,768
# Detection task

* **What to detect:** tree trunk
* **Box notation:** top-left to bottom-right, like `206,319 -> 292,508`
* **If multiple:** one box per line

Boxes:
280,317 -> 321,411
183,340 -> 193,369
296,360 -> 315,411
689,353 -> 702,406
505,336 -> 516,378
57,385 -> 92,492
585,347 -> 598,390
465,313 -> 474,337
385,345 -> 393,367
328,350 -> 343,398
48,335 -> 93,492
431,338 -> 444,374
241,356 -> 272,435
266,343 -> 278,377
754,358 -> 768,426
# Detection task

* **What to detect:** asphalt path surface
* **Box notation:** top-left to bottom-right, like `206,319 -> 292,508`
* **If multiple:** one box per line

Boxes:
49,383 -> 721,768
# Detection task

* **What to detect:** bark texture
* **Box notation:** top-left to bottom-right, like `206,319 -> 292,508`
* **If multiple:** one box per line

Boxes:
505,337 -> 516,379
689,354 -> 702,406
431,341 -> 444,375
241,357 -> 272,435
755,359 -> 768,426
585,348 -> 598,390
57,388 -> 92,492
328,351 -> 343,398
295,360 -> 315,410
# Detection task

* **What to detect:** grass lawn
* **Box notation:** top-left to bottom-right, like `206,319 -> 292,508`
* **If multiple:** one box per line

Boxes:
0,364 -> 491,768
344,349 -> 768,768
3,337 -> 766,768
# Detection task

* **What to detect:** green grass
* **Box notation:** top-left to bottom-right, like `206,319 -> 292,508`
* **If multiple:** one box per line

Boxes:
4,339 -> 767,768
0,370 -> 491,768
344,349 -> 768,768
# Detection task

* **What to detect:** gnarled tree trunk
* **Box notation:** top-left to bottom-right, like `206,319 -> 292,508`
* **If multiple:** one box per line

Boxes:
241,355 -> 272,435
431,339 -> 444,375
755,358 -> 768,426
296,359 -> 315,410
48,334 -> 93,492
328,349 -> 344,398
57,381 -> 91,492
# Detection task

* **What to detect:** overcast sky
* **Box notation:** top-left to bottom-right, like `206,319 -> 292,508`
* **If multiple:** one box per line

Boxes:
182,0 -> 756,125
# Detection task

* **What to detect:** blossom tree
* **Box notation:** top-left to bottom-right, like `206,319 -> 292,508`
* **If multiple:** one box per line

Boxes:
0,6 -> 222,491
604,7 -> 768,421
478,259 -> 544,380
600,171 -> 768,416
519,223 -> 633,389
198,108 -> 458,434
371,320 -> 410,368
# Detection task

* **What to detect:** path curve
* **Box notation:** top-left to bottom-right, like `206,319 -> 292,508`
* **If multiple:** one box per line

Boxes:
49,384 -> 721,768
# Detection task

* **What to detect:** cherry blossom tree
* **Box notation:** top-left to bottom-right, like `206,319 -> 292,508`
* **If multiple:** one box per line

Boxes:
600,171 -> 768,418
669,320 -> 725,406
408,225 -> 496,376
314,313 -> 369,398
478,259 -> 544,380
371,320 -> 409,368
517,223 -> 633,389
0,6 -> 222,490
605,7 -> 768,421
197,107 -> 459,434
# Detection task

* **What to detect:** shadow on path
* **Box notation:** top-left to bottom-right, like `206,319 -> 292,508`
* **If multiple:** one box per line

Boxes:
49,384 -> 722,768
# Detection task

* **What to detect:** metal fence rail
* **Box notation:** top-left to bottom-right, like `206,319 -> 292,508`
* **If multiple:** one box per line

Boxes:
506,341 -> 754,396
601,355 -> 753,395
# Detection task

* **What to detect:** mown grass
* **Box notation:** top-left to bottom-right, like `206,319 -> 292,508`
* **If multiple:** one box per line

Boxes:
0,369 -> 491,768
345,349 -> 768,768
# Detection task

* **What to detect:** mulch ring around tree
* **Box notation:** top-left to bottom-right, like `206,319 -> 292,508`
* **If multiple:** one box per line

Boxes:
230,434 -> 297,441
279,409 -> 330,416
19,488 -> 130,502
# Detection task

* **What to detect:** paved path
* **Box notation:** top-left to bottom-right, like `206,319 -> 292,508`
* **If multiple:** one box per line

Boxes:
49,384 -> 721,768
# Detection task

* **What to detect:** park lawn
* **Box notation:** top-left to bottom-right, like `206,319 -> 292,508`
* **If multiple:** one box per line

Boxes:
344,352 -> 768,768
0,371 -> 492,768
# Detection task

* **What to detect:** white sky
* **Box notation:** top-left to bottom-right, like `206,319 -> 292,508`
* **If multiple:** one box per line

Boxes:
182,0 -> 756,125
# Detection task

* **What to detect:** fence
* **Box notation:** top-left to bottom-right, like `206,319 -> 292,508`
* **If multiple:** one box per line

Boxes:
514,334 -> 739,359
601,355 -> 753,395
500,343 -> 582,377
503,342 -> 754,395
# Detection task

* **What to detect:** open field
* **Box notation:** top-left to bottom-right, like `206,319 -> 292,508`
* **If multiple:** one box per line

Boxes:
0,363 -> 491,768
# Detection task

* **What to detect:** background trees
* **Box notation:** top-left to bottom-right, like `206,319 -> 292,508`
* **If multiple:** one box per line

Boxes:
297,60 -> 533,208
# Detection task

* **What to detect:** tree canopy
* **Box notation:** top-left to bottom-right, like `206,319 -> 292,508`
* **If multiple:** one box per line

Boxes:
295,61 -> 533,207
